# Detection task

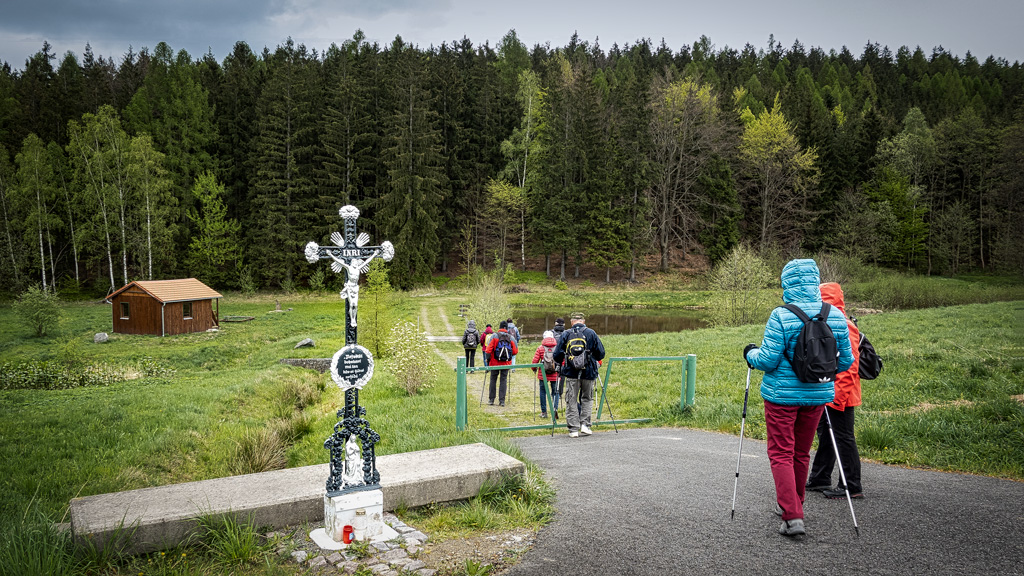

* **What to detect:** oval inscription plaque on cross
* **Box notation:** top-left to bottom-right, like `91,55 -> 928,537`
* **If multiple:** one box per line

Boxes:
330,344 -> 374,391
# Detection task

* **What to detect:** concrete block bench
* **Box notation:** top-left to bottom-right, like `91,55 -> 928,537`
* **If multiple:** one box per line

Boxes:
70,442 -> 524,554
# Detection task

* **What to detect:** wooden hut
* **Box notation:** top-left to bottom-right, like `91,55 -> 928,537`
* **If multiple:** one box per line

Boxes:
108,279 -> 222,336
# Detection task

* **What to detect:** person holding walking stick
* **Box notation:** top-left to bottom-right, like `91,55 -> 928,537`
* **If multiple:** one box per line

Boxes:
743,259 -> 853,538
807,282 -> 865,500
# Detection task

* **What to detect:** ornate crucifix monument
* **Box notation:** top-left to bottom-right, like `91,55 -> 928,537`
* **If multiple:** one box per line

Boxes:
304,205 -> 396,548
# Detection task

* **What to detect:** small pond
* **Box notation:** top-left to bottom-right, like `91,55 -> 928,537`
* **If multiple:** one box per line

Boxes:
502,308 -> 710,338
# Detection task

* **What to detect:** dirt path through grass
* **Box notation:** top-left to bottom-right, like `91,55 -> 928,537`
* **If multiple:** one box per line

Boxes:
420,304 -> 457,370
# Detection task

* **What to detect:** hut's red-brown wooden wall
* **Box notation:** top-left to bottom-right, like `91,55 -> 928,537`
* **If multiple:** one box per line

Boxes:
162,300 -> 218,335
111,287 -> 218,336
111,287 -> 162,335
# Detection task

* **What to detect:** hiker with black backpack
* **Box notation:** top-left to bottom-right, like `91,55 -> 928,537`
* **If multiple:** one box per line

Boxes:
742,259 -> 854,538
531,330 -> 560,419
462,320 -> 481,368
807,282 -> 866,500
553,312 -> 606,438
484,320 -> 518,406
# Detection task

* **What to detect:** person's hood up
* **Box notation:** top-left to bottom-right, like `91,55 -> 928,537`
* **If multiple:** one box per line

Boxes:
467,320 -> 477,330
542,336 -> 557,347
781,259 -> 822,304
820,282 -> 846,313
484,326 -> 494,334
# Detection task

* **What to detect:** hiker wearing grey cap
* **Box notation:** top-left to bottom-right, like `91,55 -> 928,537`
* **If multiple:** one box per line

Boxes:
553,312 -> 605,438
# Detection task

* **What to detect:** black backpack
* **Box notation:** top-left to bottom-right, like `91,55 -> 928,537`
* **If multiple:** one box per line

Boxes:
851,317 -> 883,380
493,332 -> 514,362
782,303 -> 838,384
565,326 -> 589,370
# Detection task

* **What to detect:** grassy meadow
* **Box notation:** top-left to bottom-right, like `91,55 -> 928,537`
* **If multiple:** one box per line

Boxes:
0,273 -> 1023,574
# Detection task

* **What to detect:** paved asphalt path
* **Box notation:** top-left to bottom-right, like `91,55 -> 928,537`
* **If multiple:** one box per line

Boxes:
509,428 -> 1024,576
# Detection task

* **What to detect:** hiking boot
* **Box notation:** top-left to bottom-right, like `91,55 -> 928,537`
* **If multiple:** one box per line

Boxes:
569,431 -> 579,438
488,401 -> 494,406
774,504 -> 784,517
778,518 -> 805,537
540,412 -> 548,418
580,425 -> 593,436
823,488 -> 864,499
805,481 -> 831,492
499,402 -> 505,407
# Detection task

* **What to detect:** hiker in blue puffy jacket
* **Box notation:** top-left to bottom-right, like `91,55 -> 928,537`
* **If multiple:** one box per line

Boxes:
743,259 -> 853,538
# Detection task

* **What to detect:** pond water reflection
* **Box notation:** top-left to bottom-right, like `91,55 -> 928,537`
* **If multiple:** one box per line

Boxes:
507,308 -> 709,338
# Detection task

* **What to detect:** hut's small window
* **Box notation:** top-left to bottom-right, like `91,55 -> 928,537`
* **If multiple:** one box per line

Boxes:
120,302 -> 130,319
183,302 -> 193,319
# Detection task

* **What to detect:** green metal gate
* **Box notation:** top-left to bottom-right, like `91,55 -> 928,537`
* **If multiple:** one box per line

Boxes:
455,354 -> 696,432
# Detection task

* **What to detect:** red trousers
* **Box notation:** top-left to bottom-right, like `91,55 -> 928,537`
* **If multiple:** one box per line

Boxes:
763,400 -> 825,521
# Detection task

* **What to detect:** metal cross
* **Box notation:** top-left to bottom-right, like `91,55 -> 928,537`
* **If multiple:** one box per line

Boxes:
305,205 -> 394,344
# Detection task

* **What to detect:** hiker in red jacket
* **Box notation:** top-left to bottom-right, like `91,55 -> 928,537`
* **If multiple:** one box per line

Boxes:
531,330 -> 560,418
485,320 -> 518,406
806,282 -> 864,500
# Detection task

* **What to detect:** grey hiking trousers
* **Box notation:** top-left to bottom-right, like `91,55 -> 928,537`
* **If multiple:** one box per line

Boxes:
564,377 -> 594,433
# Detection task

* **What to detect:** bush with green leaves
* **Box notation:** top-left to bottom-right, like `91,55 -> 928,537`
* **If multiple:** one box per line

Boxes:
13,286 -> 64,337
387,321 -> 439,395
361,259 -> 396,359
468,266 -> 512,328
707,245 -> 777,327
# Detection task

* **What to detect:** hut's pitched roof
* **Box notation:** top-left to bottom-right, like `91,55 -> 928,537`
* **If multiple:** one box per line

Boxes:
108,279 -> 222,303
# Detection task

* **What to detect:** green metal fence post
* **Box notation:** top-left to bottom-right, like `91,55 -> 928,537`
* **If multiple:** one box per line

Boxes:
685,354 -> 697,408
679,358 -> 687,411
597,358 -> 614,420
456,357 -> 467,431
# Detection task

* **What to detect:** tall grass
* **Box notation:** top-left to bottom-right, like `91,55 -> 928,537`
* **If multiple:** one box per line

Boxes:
847,272 -> 1024,310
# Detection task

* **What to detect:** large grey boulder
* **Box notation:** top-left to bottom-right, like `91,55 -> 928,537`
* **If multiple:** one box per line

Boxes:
94,333 -> 109,344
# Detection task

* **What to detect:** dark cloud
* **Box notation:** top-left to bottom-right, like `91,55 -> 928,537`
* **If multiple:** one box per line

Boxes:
0,0 -> 1019,66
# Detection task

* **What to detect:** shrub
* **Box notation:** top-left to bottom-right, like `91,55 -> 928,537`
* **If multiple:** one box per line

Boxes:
469,267 -> 512,328
554,280 -> 568,291
387,321 -> 439,395
308,267 -> 327,293
707,245 -> 776,327
197,514 -> 268,567
361,259 -> 395,359
13,286 -> 63,337
230,427 -> 287,474
236,262 -> 257,296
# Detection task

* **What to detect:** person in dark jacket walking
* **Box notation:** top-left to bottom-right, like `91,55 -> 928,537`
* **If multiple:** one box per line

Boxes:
806,282 -> 864,500
553,312 -> 605,438
462,320 -> 480,368
744,259 -> 854,538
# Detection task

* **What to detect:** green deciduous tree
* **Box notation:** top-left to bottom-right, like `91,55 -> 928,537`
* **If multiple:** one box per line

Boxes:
738,96 -> 819,250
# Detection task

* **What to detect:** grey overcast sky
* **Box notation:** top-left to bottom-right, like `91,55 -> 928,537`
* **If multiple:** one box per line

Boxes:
1,0 -> 1021,67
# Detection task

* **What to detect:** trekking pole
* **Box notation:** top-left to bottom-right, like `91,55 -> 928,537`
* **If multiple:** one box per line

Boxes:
824,408 -> 861,537
596,372 -> 618,433
479,368 -> 486,406
730,367 -> 752,520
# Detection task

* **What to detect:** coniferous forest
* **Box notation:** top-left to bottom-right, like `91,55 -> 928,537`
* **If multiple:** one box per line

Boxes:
1,30 -> 1022,294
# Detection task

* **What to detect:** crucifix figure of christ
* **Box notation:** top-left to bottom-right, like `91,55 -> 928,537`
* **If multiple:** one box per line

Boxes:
305,205 -> 394,344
